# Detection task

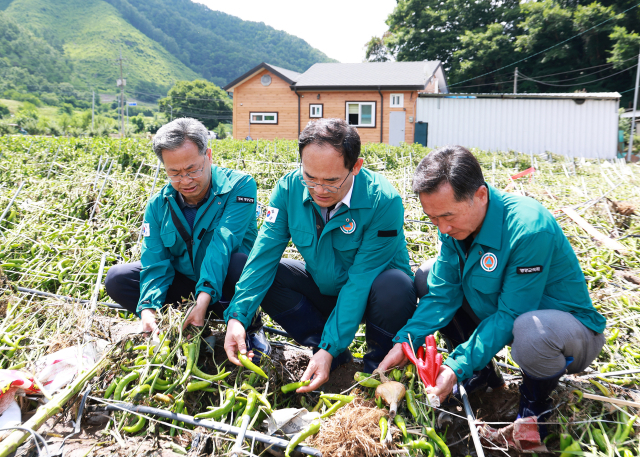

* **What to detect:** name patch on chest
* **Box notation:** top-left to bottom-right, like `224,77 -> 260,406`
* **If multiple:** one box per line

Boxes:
517,266 -> 543,274
236,196 -> 255,203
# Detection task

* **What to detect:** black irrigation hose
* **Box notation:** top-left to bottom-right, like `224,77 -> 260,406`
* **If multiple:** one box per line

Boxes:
90,403 -> 322,456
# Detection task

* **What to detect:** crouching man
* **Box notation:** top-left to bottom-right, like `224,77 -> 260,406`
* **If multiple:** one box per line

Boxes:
223,119 -> 416,393
379,146 -> 605,437
105,118 -> 268,356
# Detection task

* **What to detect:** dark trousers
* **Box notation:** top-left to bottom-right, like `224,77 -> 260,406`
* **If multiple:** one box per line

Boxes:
105,252 -> 248,316
260,258 -> 417,336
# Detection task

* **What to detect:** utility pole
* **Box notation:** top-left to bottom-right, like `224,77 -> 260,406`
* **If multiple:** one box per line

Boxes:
627,50 -> 640,162
116,49 -> 126,139
169,105 -> 173,121
92,90 -> 95,130
513,67 -> 518,95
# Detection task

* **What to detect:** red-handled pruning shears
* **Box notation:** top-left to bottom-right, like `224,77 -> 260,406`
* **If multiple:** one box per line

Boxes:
402,335 -> 442,387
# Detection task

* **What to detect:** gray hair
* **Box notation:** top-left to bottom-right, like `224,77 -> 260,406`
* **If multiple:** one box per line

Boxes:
152,118 -> 208,162
413,145 -> 485,202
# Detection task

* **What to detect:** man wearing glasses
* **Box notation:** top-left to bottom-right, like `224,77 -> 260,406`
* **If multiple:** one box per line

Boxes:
223,118 -> 416,392
106,118 -> 268,355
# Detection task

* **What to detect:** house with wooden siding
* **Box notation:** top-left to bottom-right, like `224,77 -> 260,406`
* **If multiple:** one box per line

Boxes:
222,62 -> 448,145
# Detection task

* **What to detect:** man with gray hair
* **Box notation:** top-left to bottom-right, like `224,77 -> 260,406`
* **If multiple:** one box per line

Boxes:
378,145 -> 605,439
106,118 -> 268,357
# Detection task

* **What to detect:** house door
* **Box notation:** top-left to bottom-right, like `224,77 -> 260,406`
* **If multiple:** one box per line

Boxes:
389,111 -> 405,146
414,122 -> 428,146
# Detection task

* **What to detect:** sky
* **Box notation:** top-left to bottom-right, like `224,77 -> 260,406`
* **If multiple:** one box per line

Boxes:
193,0 -> 398,63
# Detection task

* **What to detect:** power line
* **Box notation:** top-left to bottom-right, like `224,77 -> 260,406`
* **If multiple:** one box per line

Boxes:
129,89 -> 230,102
519,63 -> 638,87
450,1 -> 640,86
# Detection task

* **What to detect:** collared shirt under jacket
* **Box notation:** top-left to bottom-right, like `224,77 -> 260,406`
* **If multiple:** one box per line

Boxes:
394,184 -> 606,381
137,166 -> 258,315
224,168 -> 413,358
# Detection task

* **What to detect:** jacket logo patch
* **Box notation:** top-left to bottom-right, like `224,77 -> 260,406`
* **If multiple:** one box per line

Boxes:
265,207 -> 279,223
237,196 -> 255,203
480,252 -> 498,272
141,222 -> 150,237
340,219 -> 356,234
517,266 -> 543,274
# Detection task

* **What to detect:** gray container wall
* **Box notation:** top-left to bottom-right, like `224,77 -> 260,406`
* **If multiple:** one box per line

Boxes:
416,97 -> 619,158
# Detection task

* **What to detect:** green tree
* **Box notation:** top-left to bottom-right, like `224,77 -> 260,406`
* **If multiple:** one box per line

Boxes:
158,80 -> 232,130
0,103 -> 9,119
365,35 -> 392,62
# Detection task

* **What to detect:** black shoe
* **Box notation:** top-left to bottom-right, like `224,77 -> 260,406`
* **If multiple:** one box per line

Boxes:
517,361 -> 569,439
363,320 -> 396,374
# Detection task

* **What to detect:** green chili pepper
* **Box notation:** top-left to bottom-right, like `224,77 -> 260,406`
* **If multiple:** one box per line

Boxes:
320,400 -> 348,419
104,378 -> 119,399
394,414 -> 408,439
235,392 -> 258,426
401,439 -> 434,455
241,383 -> 273,413
123,415 -> 146,434
615,415 -> 637,445
232,396 -> 248,412
426,427 -> 451,457
319,393 -> 354,403
126,384 -> 150,399
191,366 -> 230,382
178,343 -> 197,384
170,399 -> 184,437
238,351 -> 268,379
281,380 -> 311,393
391,368 -> 402,382
194,389 -> 236,419
153,393 -> 173,404
285,419 -> 321,457
405,390 -> 419,420
186,380 -> 212,392
591,427 -> 607,452
379,416 -> 388,443
560,434 -> 573,451
354,372 -> 381,388
114,371 -> 140,401
559,440 -> 581,457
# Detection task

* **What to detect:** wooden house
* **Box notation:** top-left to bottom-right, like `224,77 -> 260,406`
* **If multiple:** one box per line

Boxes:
222,62 -> 448,145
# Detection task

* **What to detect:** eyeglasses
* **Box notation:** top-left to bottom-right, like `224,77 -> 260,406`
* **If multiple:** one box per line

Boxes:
299,168 -> 352,194
166,157 -> 207,183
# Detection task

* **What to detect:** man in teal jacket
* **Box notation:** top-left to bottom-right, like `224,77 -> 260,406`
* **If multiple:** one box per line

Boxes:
224,119 -> 416,392
106,118 -> 265,350
378,146 -> 605,437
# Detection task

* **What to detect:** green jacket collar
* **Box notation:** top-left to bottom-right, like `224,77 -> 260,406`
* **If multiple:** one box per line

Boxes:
162,165 -> 232,201
301,169 -> 373,210
473,184 -> 504,251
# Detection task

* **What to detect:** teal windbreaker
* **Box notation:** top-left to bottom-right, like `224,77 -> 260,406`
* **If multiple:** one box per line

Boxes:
224,168 -> 413,358
137,166 -> 258,315
394,184 -> 606,381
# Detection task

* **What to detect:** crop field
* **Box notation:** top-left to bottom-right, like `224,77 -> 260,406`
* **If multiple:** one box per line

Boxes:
0,135 -> 639,456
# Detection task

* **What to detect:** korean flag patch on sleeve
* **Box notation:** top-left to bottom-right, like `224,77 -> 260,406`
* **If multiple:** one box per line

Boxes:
141,222 -> 150,237
265,207 -> 279,223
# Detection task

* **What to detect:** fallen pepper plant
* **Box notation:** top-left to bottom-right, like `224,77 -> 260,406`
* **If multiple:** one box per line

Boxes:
0,135 -> 639,456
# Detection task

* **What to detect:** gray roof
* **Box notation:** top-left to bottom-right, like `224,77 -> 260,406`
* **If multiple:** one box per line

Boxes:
292,61 -> 441,90
222,62 -> 302,90
267,64 -> 301,83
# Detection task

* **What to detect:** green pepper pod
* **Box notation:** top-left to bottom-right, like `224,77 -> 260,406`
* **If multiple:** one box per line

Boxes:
114,371 -> 140,401
379,416 -> 388,443
401,439 -> 434,455
615,415 -> 637,445
394,414 -> 408,439
126,384 -> 150,399
123,415 -> 146,434
191,366 -> 230,382
186,380 -> 212,392
405,390 -> 419,420
559,440 -> 581,457
194,389 -> 236,419
319,393 -> 354,403
281,380 -> 311,393
238,351 -> 268,379
320,400 -> 348,419
285,419 -> 321,457
241,383 -> 273,413
178,343 -> 197,384
170,400 -> 185,437
591,427 -> 607,453
426,427 -> 451,457
354,372 -> 381,388
104,378 -> 119,399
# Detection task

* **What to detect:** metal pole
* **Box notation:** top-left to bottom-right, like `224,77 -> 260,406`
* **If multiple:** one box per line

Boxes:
513,67 -> 518,95
95,403 -> 323,457
136,158 -> 162,244
0,182 -> 25,237
92,91 -> 95,130
458,383 -> 486,457
134,159 -> 145,180
627,51 -> 640,161
89,159 -> 113,220
46,147 -> 60,179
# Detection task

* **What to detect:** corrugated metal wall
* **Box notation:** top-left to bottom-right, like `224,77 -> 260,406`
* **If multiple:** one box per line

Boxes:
416,97 -> 619,158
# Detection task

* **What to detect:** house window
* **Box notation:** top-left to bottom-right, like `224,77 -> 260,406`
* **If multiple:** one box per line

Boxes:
250,112 -> 278,124
390,94 -> 404,108
345,102 -> 376,128
309,104 -> 323,118
261,75 -> 272,86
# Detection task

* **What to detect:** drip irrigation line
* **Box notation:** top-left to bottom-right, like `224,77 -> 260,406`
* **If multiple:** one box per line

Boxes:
90,402 -> 323,456
0,182 -> 25,239
0,427 -> 50,457
14,286 -> 125,309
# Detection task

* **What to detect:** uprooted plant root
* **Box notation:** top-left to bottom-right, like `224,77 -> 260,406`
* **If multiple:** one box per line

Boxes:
311,395 -> 396,457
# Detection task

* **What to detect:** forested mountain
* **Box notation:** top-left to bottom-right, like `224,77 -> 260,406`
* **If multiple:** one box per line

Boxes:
102,0 -> 337,87
0,0 -> 334,101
